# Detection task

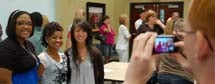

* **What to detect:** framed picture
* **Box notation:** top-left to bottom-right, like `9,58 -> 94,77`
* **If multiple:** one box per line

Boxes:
86,2 -> 106,29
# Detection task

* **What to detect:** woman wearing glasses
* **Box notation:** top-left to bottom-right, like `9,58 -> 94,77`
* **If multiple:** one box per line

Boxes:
0,10 -> 39,84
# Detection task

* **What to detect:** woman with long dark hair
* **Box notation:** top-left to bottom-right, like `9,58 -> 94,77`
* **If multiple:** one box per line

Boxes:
66,20 -> 104,84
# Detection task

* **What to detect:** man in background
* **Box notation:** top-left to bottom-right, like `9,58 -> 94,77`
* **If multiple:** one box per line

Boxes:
165,12 -> 179,35
135,8 -> 147,31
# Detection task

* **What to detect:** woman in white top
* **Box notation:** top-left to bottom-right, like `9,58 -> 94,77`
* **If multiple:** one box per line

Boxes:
38,22 -> 69,84
116,14 -> 131,62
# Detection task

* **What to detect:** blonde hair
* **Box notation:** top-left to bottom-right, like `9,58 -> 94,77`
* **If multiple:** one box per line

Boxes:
174,18 -> 184,32
145,10 -> 156,22
42,15 -> 49,28
119,14 -> 128,25
188,0 -> 215,37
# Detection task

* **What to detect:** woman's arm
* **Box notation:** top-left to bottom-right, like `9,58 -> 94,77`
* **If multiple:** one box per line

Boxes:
156,19 -> 166,29
121,26 -> 131,40
0,68 -> 12,84
103,24 -> 112,33
37,64 -> 45,78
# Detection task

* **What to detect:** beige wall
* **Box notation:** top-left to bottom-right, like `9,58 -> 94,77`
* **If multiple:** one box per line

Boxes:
55,0 -> 191,50
56,0 -> 115,50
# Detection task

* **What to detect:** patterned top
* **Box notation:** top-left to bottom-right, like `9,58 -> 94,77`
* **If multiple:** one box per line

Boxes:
38,51 -> 68,84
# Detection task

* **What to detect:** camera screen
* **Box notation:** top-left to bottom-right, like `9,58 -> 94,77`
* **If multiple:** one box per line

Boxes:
154,36 -> 175,53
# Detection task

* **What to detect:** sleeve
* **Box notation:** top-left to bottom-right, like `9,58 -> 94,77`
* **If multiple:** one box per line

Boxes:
96,48 -> 104,84
135,20 -> 141,30
121,25 -> 131,39
99,25 -> 106,35
155,24 -> 164,35
98,53 -> 104,84
136,24 -> 147,35
38,53 -> 48,68
92,47 -> 104,84
0,45 -> 16,71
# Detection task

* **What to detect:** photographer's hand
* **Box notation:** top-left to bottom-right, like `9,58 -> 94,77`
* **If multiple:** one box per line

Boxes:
124,32 -> 158,84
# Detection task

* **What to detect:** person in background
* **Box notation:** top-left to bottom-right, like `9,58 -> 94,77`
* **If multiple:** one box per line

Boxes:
42,15 -> 49,29
165,12 -> 180,35
158,18 -> 194,84
137,10 -> 166,35
116,14 -> 131,62
66,9 -> 86,49
135,8 -> 147,31
38,22 -> 69,84
0,23 -> 2,42
166,12 -> 179,23
0,10 -> 39,84
124,0 -> 215,84
100,15 -> 115,63
28,12 -> 46,55
136,9 -> 165,84
65,20 -> 104,84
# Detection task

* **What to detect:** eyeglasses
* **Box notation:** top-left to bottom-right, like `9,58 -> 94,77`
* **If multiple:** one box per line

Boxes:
16,21 -> 32,26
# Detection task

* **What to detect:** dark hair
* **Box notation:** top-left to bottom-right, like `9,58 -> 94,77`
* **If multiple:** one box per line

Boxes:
68,21 -> 104,84
98,15 -> 110,27
70,20 -> 94,66
0,24 -> 2,29
41,22 -> 63,47
0,23 -> 2,37
31,12 -> 43,27
6,10 -> 34,39
138,8 -> 146,14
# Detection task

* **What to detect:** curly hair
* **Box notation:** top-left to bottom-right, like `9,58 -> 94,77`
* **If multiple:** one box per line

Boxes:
41,22 -> 63,47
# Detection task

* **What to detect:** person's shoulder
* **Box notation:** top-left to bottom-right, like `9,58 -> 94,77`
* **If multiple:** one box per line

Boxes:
0,38 -> 18,50
139,23 -> 148,29
38,51 -> 47,57
91,46 -> 101,54
135,19 -> 141,22
120,24 -> 127,28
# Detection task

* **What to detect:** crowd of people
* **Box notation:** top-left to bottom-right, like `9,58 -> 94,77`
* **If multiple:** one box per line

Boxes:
0,0 -> 214,84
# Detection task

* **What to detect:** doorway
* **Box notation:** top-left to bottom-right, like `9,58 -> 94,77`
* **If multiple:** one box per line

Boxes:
129,2 -> 184,57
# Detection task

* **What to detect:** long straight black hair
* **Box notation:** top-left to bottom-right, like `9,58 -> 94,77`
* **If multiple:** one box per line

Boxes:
68,20 -> 104,84
70,20 -> 94,67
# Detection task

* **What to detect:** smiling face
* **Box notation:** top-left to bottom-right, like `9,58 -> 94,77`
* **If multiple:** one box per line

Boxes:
74,26 -> 87,44
46,31 -> 63,50
15,14 -> 32,40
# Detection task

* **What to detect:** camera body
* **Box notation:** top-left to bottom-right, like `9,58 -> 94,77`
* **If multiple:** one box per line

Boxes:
153,35 -> 179,54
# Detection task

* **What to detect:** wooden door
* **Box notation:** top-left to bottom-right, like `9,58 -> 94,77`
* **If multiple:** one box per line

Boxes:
129,2 -> 184,57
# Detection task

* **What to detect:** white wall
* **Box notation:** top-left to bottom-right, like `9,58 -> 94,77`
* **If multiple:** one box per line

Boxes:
0,0 -> 56,39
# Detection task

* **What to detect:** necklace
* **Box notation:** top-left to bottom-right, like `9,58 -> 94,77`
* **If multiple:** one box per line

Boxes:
22,45 -> 39,66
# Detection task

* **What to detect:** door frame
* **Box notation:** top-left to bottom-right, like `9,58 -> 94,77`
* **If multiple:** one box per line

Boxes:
129,1 -> 184,57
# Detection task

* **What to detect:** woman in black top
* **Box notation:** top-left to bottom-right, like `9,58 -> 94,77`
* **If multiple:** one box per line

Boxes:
137,10 -> 166,35
0,10 -> 39,84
